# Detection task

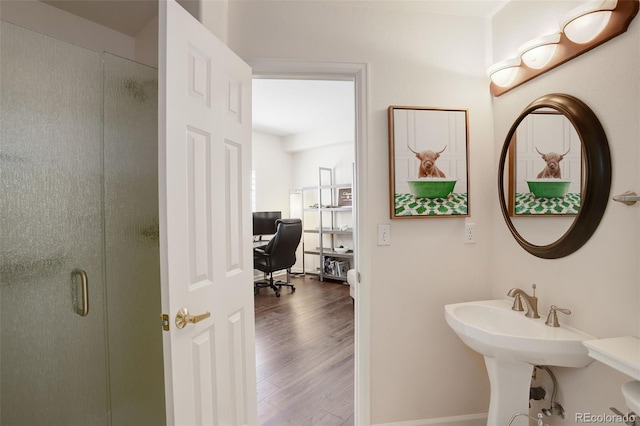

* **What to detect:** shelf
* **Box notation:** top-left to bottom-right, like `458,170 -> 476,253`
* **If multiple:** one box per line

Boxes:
304,249 -> 353,258
302,167 -> 354,282
304,228 -> 353,235
321,274 -> 348,282
302,183 -> 351,191
304,206 -> 352,212
305,271 -> 349,282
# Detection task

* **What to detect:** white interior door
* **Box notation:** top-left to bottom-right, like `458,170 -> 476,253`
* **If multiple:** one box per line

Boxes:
159,1 -> 257,424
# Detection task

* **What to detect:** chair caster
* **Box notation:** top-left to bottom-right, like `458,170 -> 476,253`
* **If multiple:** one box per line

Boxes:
275,291 -> 280,297
292,286 -> 296,292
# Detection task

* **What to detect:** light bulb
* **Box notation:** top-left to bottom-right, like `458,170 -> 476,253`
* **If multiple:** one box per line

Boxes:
562,0 -> 617,44
487,58 -> 521,87
518,33 -> 561,69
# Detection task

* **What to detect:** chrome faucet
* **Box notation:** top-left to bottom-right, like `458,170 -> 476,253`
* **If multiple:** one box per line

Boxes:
507,284 -> 540,319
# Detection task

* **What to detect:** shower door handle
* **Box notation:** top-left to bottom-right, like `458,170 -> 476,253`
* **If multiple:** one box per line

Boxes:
72,269 -> 89,317
175,308 -> 211,329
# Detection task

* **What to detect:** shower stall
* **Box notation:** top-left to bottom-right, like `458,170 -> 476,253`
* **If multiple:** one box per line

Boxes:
1,21 -> 165,425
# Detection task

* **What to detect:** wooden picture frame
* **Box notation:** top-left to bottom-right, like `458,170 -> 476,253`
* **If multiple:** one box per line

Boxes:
388,106 -> 469,219
507,109 -> 582,217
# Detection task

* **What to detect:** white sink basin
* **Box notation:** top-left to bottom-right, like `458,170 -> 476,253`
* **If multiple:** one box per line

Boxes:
445,299 -> 595,367
445,299 -> 595,426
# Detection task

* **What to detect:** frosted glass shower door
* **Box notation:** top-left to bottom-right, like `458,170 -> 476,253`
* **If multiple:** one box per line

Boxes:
0,21 -> 109,425
103,53 -> 166,425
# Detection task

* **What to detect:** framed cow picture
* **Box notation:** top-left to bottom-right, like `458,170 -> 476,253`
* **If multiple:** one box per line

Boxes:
388,106 -> 469,219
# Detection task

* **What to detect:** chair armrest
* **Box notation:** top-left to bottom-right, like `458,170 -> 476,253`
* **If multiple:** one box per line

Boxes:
253,247 -> 268,257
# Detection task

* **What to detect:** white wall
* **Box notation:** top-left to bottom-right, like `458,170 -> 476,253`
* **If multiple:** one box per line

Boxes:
135,16 -> 159,68
229,2 -> 494,423
491,2 -> 640,423
292,143 -> 355,190
0,1 -> 157,68
252,131 -> 294,215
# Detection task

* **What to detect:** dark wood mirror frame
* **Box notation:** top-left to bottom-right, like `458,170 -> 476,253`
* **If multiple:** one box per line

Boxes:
498,93 -> 611,259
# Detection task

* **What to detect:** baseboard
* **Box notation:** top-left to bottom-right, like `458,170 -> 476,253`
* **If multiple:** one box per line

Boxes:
373,413 -> 487,426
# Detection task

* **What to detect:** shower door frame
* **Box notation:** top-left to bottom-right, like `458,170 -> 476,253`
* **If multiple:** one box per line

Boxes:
0,21 -> 165,426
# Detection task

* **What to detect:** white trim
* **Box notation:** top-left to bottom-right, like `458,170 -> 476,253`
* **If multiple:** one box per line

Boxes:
247,58 -> 370,426
373,413 -> 488,426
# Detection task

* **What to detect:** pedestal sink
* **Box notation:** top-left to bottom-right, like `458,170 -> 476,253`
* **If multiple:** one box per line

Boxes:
445,299 -> 595,426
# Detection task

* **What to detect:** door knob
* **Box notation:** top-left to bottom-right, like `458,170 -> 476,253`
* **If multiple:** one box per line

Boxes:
175,308 -> 211,329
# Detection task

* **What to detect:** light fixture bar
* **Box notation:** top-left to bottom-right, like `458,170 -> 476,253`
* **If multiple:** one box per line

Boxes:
490,0 -> 638,96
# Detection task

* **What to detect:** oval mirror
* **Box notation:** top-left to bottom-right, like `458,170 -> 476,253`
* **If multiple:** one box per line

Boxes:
498,93 -> 611,259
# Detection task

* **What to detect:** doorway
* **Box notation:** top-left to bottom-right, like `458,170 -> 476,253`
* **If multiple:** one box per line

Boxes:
250,64 -> 368,424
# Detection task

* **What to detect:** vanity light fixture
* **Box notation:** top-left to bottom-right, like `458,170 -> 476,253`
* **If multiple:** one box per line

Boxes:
518,33 -> 561,69
487,57 -> 521,87
489,0 -> 638,96
562,0 -> 618,43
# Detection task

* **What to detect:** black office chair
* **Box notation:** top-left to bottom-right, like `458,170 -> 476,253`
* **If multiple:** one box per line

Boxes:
253,218 -> 302,297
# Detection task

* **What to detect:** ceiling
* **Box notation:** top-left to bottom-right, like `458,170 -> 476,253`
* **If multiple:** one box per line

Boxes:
252,79 -> 355,139
40,0 -> 508,38
41,0 -> 159,37
40,0 -> 508,140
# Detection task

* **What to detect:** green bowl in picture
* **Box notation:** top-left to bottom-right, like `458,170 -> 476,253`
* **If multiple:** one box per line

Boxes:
407,178 -> 457,198
526,179 -> 571,198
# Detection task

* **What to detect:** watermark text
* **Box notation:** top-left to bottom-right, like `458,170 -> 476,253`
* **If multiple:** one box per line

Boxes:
576,412 -> 637,424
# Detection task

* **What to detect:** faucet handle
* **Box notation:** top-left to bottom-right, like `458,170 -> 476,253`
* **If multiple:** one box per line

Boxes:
545,305 -> 571,327
511,294 -> 524,311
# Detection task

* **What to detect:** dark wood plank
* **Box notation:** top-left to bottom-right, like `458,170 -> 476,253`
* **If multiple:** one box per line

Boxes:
254,275 -> 354,425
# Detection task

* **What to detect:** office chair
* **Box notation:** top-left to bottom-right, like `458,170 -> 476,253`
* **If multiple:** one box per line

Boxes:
253,218 -> 302,297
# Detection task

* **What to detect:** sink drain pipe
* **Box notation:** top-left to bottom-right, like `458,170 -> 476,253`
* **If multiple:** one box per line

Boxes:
535,365 -> 565,419
513,366 -> 564,425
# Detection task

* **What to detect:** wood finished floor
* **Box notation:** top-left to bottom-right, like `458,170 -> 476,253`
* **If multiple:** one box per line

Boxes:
254,275 -> 354,426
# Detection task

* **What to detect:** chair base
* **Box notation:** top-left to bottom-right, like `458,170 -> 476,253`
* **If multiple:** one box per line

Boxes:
254,270 -> 296,297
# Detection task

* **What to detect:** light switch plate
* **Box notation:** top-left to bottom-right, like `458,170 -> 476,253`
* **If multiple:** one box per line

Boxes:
378,224 -> 391,246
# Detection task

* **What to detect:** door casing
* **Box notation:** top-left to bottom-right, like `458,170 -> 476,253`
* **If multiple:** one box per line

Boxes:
248,59 -> 371,426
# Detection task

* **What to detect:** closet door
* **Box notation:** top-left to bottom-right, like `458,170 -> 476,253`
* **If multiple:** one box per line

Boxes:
0,21 -> 108,425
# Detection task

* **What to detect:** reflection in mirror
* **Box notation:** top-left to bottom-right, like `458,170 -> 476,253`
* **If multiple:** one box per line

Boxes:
498,94 -> 611,259
509,212 -> 574,247
505,109 -> 583,245
509,109 -> 582,216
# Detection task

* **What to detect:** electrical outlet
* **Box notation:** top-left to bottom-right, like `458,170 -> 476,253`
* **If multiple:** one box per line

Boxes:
464,223 -> 476,244
378,224 -> 391,246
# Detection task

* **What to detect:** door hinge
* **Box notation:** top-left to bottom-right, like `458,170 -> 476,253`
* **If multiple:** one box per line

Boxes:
161,313 -> 170,331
